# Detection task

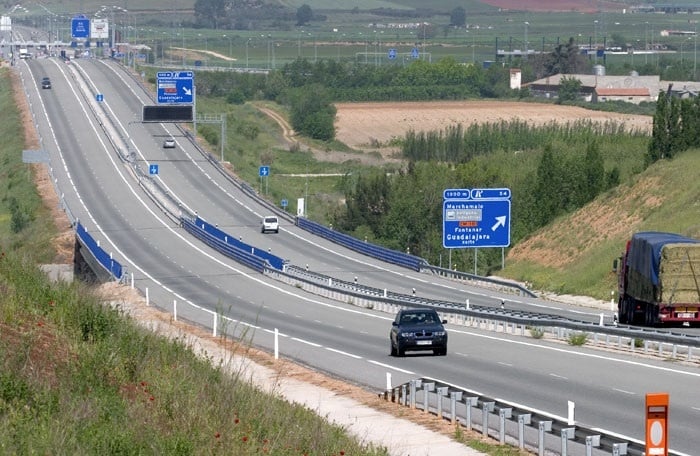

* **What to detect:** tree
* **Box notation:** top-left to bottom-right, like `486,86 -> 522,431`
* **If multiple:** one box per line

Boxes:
449,7 -> 466,27
558,76 -> 582,103
296,4 -> 313,26
194,0 -> 226,29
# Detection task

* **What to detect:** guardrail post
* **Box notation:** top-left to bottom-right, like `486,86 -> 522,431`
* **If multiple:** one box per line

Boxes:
212,313 -> 217,337
401,383 -> 407,406
173,299 -> 177,321
410,379 -> 421,409
498,407 -> 512,443
465,397 -> 478,430
538,420 -> 552,456
612,442 -> 628,455
585,435 -> 600,456
560,427 -> 575,456
422,382 -> 435,413
517,413 -> 531,449
436,386 -> 449,420
450,391 -> 463,424
481,401 -> 495,437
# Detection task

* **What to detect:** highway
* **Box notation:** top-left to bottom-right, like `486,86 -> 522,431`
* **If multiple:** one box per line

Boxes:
18,55 -> 699,455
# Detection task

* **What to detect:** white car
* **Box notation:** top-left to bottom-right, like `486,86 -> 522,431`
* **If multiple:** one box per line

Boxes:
163,137 -> 176,149
261,216 -> 279,234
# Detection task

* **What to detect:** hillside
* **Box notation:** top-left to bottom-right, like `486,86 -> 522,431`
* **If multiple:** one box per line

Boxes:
501,149 -> 700,300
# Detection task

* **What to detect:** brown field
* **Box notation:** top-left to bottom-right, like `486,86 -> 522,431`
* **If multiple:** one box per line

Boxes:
334,100 -> 653,150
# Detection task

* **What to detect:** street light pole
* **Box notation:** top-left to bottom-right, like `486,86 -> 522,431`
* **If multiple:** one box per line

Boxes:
245,38 -> 250,69
523,21 -> 529,60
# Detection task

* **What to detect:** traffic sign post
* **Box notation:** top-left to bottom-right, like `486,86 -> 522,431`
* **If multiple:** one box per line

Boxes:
149,164 -> 159,175
259,165 -> 270,194
156,71 -> 194,104
645,393 -> 669,456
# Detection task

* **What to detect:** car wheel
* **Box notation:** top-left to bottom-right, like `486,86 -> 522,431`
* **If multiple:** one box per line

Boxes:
397,344 -> 405,357
390,341 -> 397,357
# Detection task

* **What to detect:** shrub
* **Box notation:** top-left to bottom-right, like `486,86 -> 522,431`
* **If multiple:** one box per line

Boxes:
568,332 -> 588,346
529,326 -> 545,339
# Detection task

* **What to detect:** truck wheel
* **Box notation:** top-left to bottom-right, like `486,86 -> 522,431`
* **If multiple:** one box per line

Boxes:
618,299 -> 628,324
644,304 -> 659,326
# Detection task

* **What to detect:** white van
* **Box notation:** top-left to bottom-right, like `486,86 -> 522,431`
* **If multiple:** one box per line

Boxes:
261,216 -> 279,234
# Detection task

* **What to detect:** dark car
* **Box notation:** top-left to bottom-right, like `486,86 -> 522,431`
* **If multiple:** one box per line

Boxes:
389,308 -> 448,357
41,77 -> 51,89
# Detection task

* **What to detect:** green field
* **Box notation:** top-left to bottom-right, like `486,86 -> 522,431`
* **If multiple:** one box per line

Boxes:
8,0 -> 698,76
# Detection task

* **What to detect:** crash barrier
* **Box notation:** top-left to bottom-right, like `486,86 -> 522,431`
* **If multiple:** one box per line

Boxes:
191,216 -> 286,270
271,266 -> 700,361
423,264 -> 537,297
181,216 -> 268,272
296,217 -> 426,271
76,222 -> 123,280
385,377 -> 650,456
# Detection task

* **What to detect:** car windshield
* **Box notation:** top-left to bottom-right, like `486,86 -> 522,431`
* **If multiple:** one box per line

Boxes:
265,217 -> 277,223
400,311 -> 437,325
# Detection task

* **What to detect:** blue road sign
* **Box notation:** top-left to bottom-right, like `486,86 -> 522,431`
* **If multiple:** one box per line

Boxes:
443,199 -> 511,248
149,164 -> 159,175
259,165 -> 270,177
471,188 -> 511,200
443,188 -> 471,200
96,94 -> 103,102
156,71 -> 194,104
281,199 -> 288,208
71,16 -> 90,39
388,48 -> 397,60
411,47 -> 420,59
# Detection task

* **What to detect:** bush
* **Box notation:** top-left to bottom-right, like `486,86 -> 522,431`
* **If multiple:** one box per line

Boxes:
568,332 -> 588,346
529,326 -> 545,339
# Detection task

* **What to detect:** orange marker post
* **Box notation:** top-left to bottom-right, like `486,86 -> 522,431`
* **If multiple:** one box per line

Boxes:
645,392 -> 669,456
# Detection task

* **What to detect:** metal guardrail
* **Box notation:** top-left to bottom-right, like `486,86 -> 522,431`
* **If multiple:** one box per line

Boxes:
277,265 -> 700,355
385,376 -> 656,456
296,217 -> 427,271
423,263 -> 538,298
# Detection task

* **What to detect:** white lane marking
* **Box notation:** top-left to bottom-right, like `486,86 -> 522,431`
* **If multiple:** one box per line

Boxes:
326,348 -> 362,359
498,361 -> 513,367
367,360 -> 416,374
612,388 -> 635,395
291,338 -> 322,348
549,373 -> 568,380
447,328 -> 700,378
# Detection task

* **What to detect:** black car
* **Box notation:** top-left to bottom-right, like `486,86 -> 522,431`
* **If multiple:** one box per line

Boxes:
41,77 -> 51,89
389,308 -> 448,357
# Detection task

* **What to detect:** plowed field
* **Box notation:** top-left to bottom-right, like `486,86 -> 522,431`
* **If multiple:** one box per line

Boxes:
334,101 -> 652,150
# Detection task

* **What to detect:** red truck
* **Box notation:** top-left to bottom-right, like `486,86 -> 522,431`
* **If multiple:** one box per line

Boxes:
617,231 -> 700,326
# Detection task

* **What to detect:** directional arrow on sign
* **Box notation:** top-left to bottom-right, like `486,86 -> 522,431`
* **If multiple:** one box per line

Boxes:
491,216 -> 507,231
183,87 -> 192,96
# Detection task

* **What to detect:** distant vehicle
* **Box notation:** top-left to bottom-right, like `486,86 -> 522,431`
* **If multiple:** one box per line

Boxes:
162,137 -> 176,149
261,215 -> 279,234
389,308 -> 447,356
41,77 -> 51,89
19,48 -> 30,59
616,231 -> 700,326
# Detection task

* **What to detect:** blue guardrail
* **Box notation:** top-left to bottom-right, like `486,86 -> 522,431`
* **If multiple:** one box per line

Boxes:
296,217 -> 425,271
76,222 -> 123,280
182,217 -> 284,271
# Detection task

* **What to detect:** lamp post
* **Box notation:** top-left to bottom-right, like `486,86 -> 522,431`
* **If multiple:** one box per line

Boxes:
523,21 -> 529,60
245,38 -> 251,69
222,34 -> 230,68
594,20 -> 598,64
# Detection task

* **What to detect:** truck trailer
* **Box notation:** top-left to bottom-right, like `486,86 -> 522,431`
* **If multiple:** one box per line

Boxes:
617,231 -> 700,326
